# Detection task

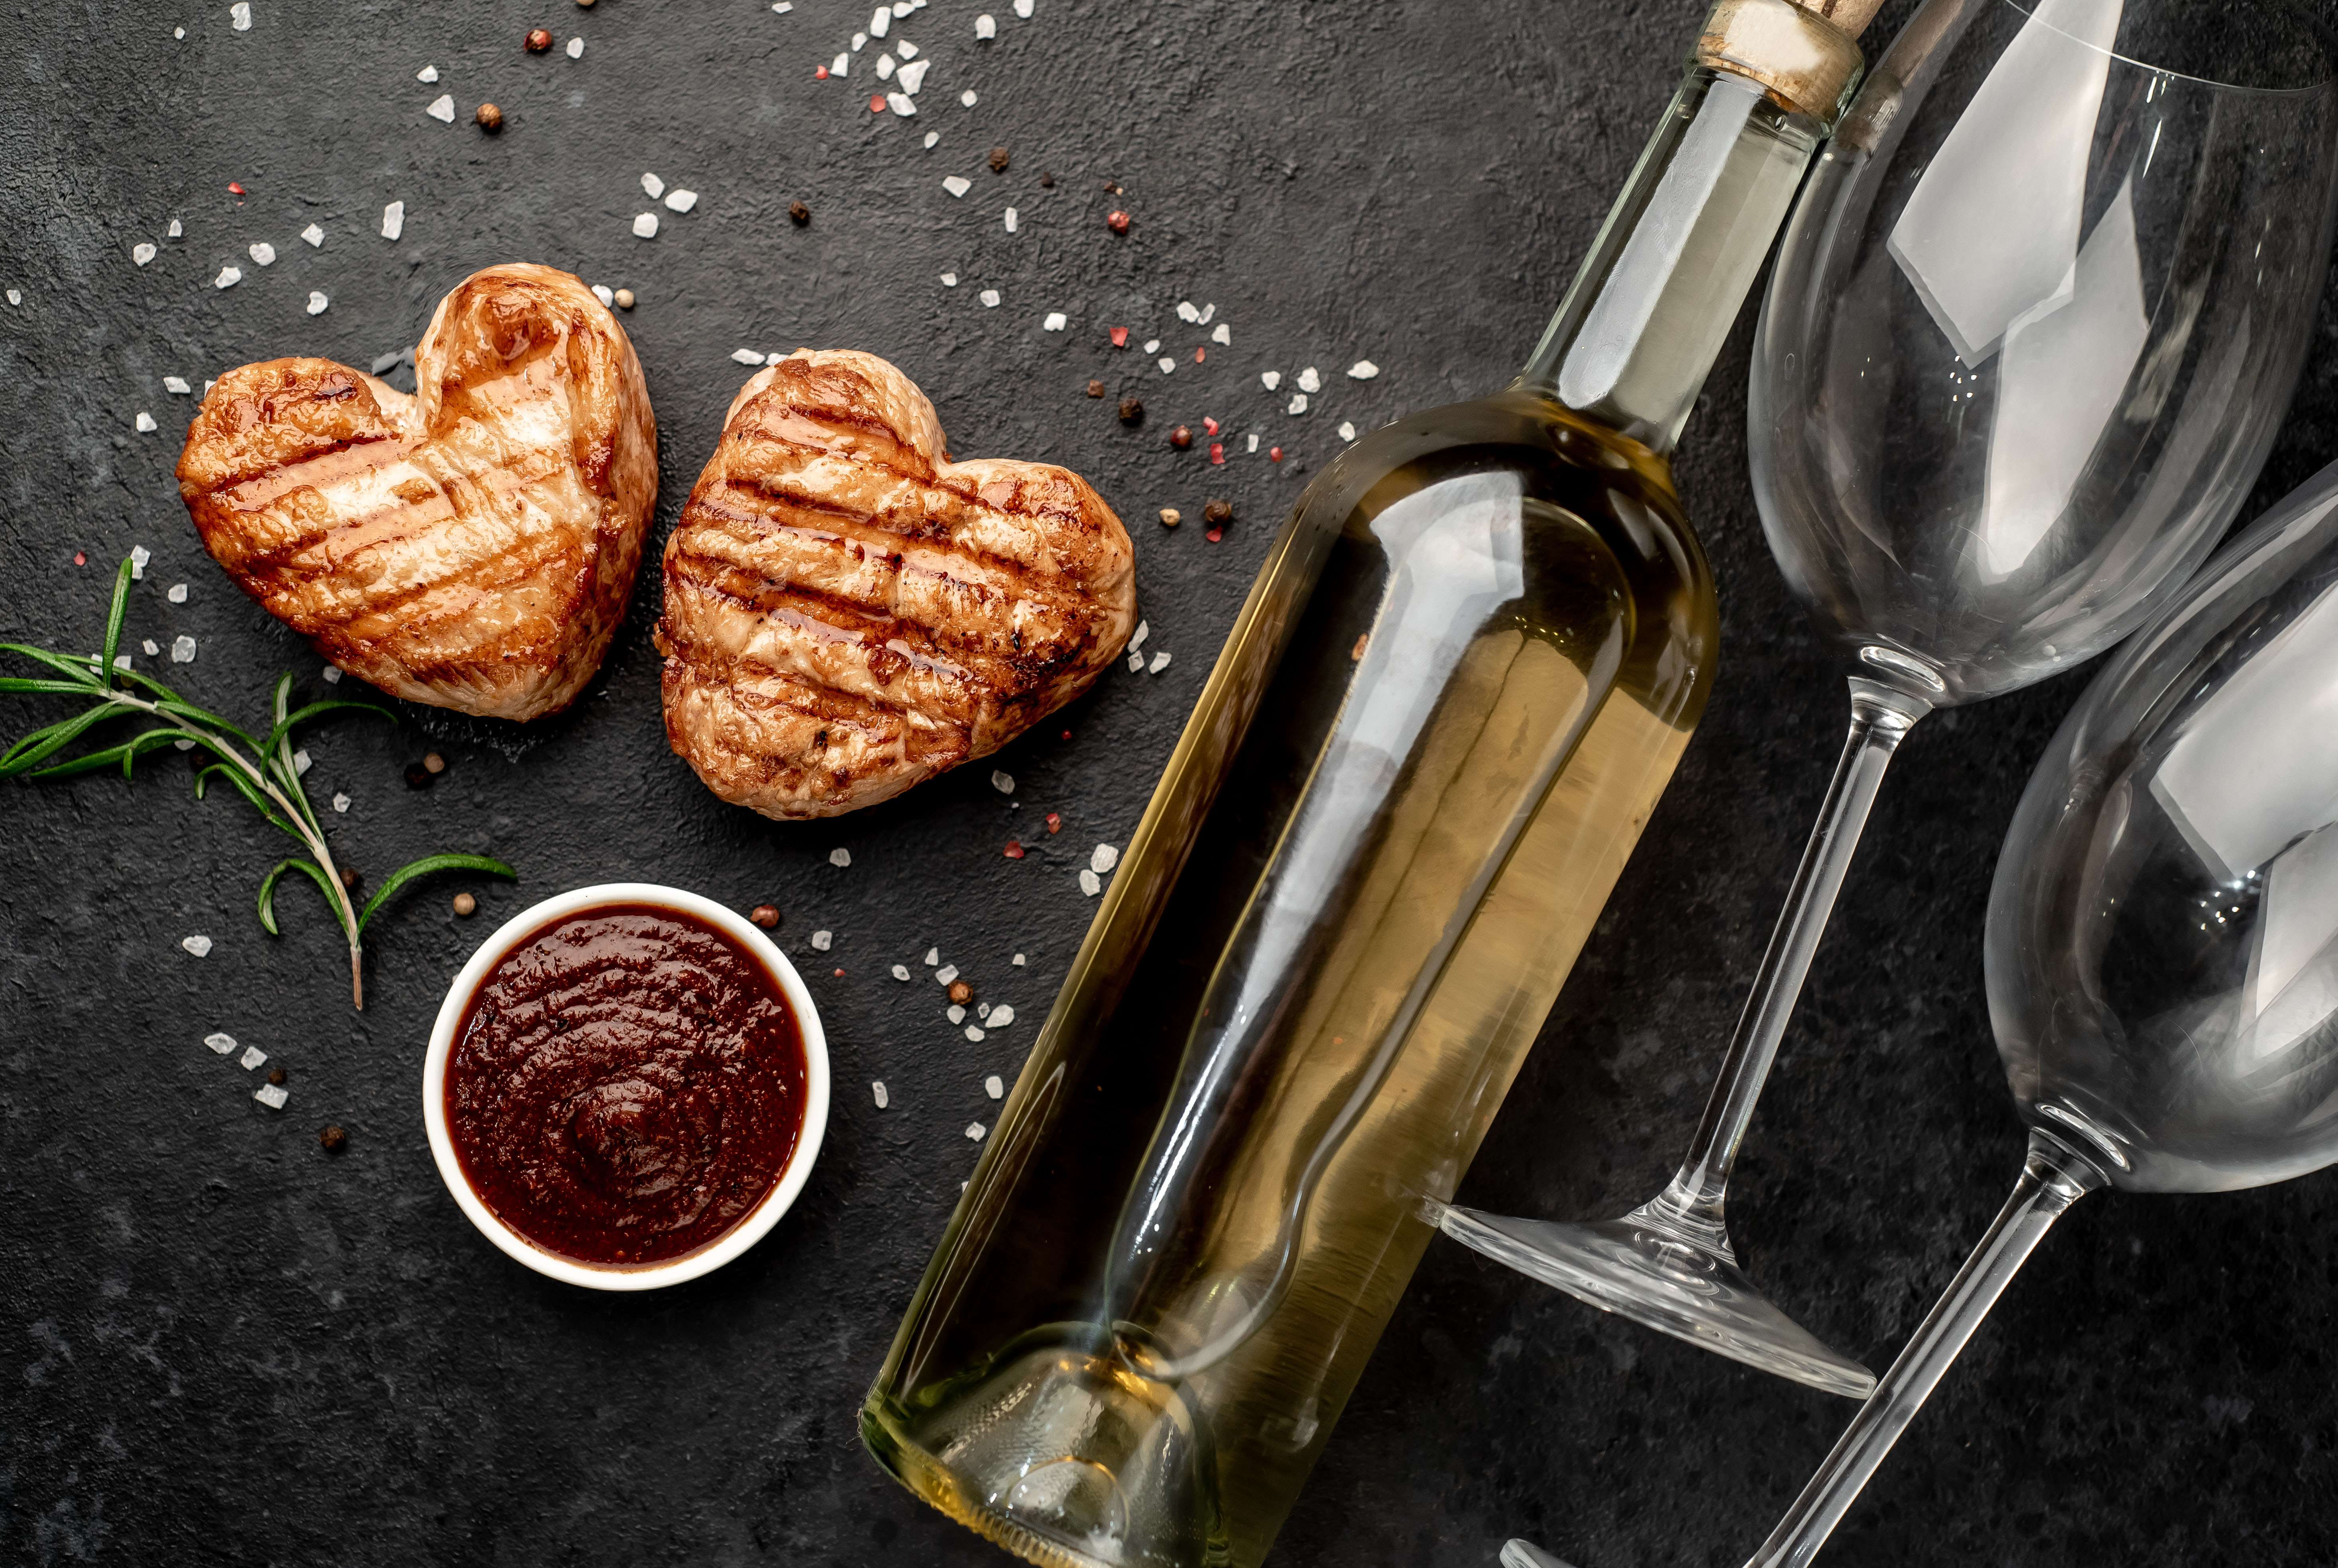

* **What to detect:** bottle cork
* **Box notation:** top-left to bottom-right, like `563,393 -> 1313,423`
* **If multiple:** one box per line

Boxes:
1698,0 -> 1884,124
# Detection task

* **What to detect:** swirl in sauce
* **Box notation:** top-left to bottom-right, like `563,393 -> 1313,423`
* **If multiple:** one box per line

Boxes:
446,903 -> 807,1267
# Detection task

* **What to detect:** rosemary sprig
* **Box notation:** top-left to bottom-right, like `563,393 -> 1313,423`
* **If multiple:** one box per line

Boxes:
1,556 -> 515,1008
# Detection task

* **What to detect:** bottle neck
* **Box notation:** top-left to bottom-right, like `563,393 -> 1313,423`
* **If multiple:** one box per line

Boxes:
1518,6 -> 1860,454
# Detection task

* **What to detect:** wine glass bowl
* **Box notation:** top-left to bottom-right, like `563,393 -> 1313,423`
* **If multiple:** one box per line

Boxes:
1752,0 -> 2338,707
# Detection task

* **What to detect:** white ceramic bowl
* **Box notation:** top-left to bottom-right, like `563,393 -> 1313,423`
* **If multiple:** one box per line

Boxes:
421,882 -> 830,1291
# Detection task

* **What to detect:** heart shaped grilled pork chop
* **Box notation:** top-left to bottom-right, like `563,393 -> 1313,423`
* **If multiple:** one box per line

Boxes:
176,263 -> 658,722
655,349 -> 1136,819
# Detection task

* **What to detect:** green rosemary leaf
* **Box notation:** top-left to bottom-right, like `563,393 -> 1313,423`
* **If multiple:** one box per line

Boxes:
0,677 -> 104,696
357,853 -> 517,935
147,697 -> 268,755
0,642 -> 107,688
98,556 -> 135,690
257,856 -> 340,936
191,760 -> 301,838
0,702 -> 127,776
24,726 -> 185,781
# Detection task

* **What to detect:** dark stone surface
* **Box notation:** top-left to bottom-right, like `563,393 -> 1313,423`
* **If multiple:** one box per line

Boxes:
5,1 -> 2338,1564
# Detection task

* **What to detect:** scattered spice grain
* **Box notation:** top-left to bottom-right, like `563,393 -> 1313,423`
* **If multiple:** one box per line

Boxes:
790,200 -> 811,225
1170,425 -> 1192,450
750,904 -> 781,928
1039,170 -> 1055,187
1158,507 -> 1181,528
948,979 -> 974,1005
320,1124 -> 348,1152
423,752 -> 447,775
1203,499 -> 1233,527
452,892 -> 478,917
613,288 -> 636,309
1118,396 -> 1144,424
404,763 -> 433,790
268,1066 -> 287,1086
475,102 -> 504,131
989,146 -> 1010,172
1087,379 -> 1105,398
525,27 -> 554,51
1106,209 -> 1130,234
339,866 -> 363,891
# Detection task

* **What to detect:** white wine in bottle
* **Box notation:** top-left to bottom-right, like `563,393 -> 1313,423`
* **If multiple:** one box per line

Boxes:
863,4 -> 1882,1565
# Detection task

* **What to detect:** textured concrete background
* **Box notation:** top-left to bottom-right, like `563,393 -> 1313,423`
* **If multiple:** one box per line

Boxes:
6,1 -> 2338,1564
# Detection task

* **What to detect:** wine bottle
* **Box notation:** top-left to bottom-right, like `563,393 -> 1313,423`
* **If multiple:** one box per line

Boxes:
863,4 -> 1881,1564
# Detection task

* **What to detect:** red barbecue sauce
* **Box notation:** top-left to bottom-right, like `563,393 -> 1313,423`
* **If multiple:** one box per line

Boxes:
446,903 -> 808,1267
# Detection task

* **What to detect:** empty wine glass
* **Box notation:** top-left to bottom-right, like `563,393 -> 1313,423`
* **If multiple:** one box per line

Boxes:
1438,0 -> 2338,1396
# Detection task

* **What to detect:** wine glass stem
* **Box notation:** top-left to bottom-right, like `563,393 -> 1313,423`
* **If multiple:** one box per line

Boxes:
1742,1129 -> 2106,1568
1657,678 -> 1932,1235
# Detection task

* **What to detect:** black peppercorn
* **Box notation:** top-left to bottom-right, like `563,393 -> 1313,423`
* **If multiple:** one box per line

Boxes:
789,200 -> 810,225
404,762 -> 432,790
1039,170 -> 1055,188
320,1124 -> 348,1153
339,866 -> 362,891
1203,499 -> 1234,526
267,1066 -> 287,1086
1170,425 -> 1193,450
1117,397 -> 1143,425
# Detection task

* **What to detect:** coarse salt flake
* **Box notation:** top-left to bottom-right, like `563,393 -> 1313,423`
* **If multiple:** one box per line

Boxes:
1298,367 -> 1322,393
965,1025 -> 986,1042
292,749 -> 312,774
249,241 -> 276,265
989,1005 -> 1016,1028
774,1 -> 792,10
1042,311 -> 1066,332
1078,869 -> 1101,897
830,847 -> 852,867
831,52 -> 850,75
947,1004 -> 966,1024
133,242 -> 156,266
1212,323 -> 1231,345
592,284 -> 613,306
425,95 -> 455,123
230,2 -> 251,30
811,930 -> 833,950
160,376 -> 191,396
1158,357 -> 1176,374
887,92 -> 916,116
1289,394 -> 1310,415
1143,339 -> 1161,353
940,271 -> 958,286
1149,651 -> 1172,673
254,1083 -> 288,1109
135,411 -> 157,433
641,172 -> 666,199
167,583 -> 188,603
565,36 -> 583,59
960,89 -> 978,107
182,935 -> 213,957
966,1122 -> 986,1141
664,189 -> 698,213
332,793 -> 349,813
766,352 -> 784,366
4,291 -> 18,306
167,218 -> 182,237
1198,303 -> 1216,324
924,948 -> 939,965
924,131 -> 940,148
898,39 -> 917,56
936,964 -> 960,985
1348,360 -> 1381,380
380,202 -> 404,240
238,1045 -> 267,1071
1176,301 -> 1199,323
142,639 -> 158,655
417,64 -> 439,82
1090,843 -> 1119,874
1246,433 -> 1259,453
1128,620 -> 1149,652
991,770 -> 1015,794
976,13 -> 995,37
876,53 -> 895,79
321,665 -> 340,683
897,58 -> 930,93
214,266 -> 242,289
204,1032 -> 237,1054
870,5 -> 890,36
1262,371 -> 1283,391
872,1080 -> 889,1108
731,348 -> 765,365
1127,651 -> 1144,673
892,964 -> 911,981
942,175 -> 972,197
1338,421 -> 1357,441
985,1074 -> 1003,1098
979,289 -> 1001,308
632,212 -> 659,239
1014,0 -> 1033,15
1002,207 -> 1018,232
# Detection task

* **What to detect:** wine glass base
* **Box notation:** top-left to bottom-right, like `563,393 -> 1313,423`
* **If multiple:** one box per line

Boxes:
1433,1202 -> 1877,1398
1500,1540 -> 1578,1568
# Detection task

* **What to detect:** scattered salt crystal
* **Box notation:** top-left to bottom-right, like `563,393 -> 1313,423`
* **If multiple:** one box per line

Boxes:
830,847 -> 852,867
924,131 -> 940,148
142,640 -> 159,655
238,1045 -> 267,1071
417,64 -> 439,82
134,411 -> 158,433
898,40 -> 918,58
565,36 -> 583,59
380,201 -> 404,240
298,223 -> 323,247
632,212 -> 659,239
991,770 -> 1015,794
1198,304 -> 1217,325
939,271 -> 957,286
4,291 -> 18,306
936,963 -> 960,985
254,1083 -> 288,1110
167,583 -> 187,603
1127,651 -> 1144,673
876,53 -> 895,78
892,964 -> 911,981
425,94 -> 455,123
162,375 -> 190,396
1090,844 -> 1119,874
249,241 -> 276,265
175,25 -> 185,37
1143,338 -> 1161,353
979,289 -> 1001,308
965,1025 -> 986,1042
641,172 -> 666,199
774,1 -> 792,10
730,348 -> 764,365
1288,394 -> 1310,415
887,92 -> 917,116
1157,357 -> 1176,374
167,218 -> 182,237
1014,0 -> 1033,15
1338,421 -> 1357,441
894,0 -> 913,14
1003,207 -> 1018,232
924,948 -> 939,965
947,1004 -> 966,1024
1042,311 -> 1066,332
869,5 -> 890,36
977,1001 -> 991,1018
230,2 -> 251,31
975,13 -> 996,38
292,749 -> 312,775
960,89 -> 978,107
213,265 -> 242,289
1129,621 -> 1149,652
852,31 -> 867,49
1078,869 -> 1102,897
131,545 -> 152,576
592,284 -> 614,306
1176,301 -> 1199,323
320,666 -> 341,683
872,1080 -> 889,1108
182,935 -> 213,958
1149,651 -> 1172,674
1348,360 -> 1381,380
664,189 -> 698,213
942,175 -> 972,198
133,242 -> 156,267
766,352 -> 784,366
985,1074 -> 1003,1098
811,930 -> 833,951
831,52 -> 850,75
966,1122 -> 986,1142
332,793 -> 349,813
1212,324 -> 1232,347
204,1032 -> 237,1055
897,58 -> 930,94
1298,367 -> 1321,393
1246,433 -> 1259,453
1012,953 -> 1026,966
990,1005 -> 1016,1027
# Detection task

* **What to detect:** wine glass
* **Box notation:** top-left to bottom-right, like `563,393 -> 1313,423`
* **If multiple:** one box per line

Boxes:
1437,0 -> 2338,1397
1499,456 -> 2338,1565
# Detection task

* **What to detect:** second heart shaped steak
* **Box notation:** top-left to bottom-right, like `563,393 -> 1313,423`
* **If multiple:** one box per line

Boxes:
176,263 -> 658,722
656,349 -> 1137,819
